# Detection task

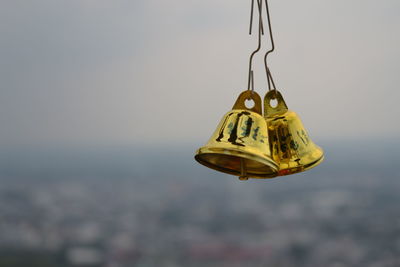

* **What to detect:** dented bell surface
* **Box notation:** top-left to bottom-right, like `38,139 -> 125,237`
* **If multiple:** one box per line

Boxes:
195,90 -> 278,179
264,90 -> 324,176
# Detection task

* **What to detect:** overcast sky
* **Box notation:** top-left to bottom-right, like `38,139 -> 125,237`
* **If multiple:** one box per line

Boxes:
0,0 -> 399,147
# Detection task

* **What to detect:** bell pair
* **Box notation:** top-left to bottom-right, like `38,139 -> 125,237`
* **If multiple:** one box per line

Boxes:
195,90 -> 324,179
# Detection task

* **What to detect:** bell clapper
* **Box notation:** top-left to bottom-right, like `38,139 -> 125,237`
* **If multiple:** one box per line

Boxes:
239,158 -> 249,181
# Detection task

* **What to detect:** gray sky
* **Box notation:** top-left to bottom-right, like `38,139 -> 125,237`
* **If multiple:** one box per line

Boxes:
0,0 -> 399,147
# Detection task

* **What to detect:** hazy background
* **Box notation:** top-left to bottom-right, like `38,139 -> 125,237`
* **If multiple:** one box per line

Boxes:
0,0 -> 399,266
1,0 -> 399,147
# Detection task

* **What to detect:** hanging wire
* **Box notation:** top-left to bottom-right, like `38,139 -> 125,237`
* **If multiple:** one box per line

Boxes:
249,70 -> 255,91
267,67 -> 277,90
247,0 -> 264,92
247,0 -> 278,94
263,0 -> 278,93
249,0 -> 264,35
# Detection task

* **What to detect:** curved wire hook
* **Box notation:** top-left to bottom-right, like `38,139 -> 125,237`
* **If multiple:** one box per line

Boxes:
247,0 -> 264,92
263,0 -> 277,92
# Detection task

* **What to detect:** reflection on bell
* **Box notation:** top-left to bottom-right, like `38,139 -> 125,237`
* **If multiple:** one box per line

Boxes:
195,90 -> 279,179
264,90 -> 324,176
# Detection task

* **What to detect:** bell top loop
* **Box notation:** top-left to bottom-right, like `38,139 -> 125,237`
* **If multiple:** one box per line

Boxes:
264,90 -> 288,117
233,90 -> 262,115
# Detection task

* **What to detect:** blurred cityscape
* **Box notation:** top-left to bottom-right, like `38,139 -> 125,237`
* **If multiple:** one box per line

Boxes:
0,140 -> 399,267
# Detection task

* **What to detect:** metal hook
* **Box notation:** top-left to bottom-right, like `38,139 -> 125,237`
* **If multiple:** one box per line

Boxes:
263,0 -> 277,92
247,0 -> 264,92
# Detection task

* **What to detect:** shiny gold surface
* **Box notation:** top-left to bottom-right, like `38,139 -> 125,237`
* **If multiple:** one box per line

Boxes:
195,91 -> 279,179
264,90 -> 324,176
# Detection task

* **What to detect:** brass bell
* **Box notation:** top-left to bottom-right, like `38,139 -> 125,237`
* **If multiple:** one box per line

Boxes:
264,90 -> 324,176
195,90 -> 279,179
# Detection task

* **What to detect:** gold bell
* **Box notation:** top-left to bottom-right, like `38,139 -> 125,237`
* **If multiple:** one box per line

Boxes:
195,90 -> 279,179
264,90 -> 324,176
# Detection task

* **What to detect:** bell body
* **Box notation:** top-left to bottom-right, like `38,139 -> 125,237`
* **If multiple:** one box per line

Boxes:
195,91 -> 278,179
264,90 -> 324,176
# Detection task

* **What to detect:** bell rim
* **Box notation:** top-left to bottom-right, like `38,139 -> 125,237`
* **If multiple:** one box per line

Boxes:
303,153 -> 324,171
195,146 -> 279,179
278,151 -> 324,176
